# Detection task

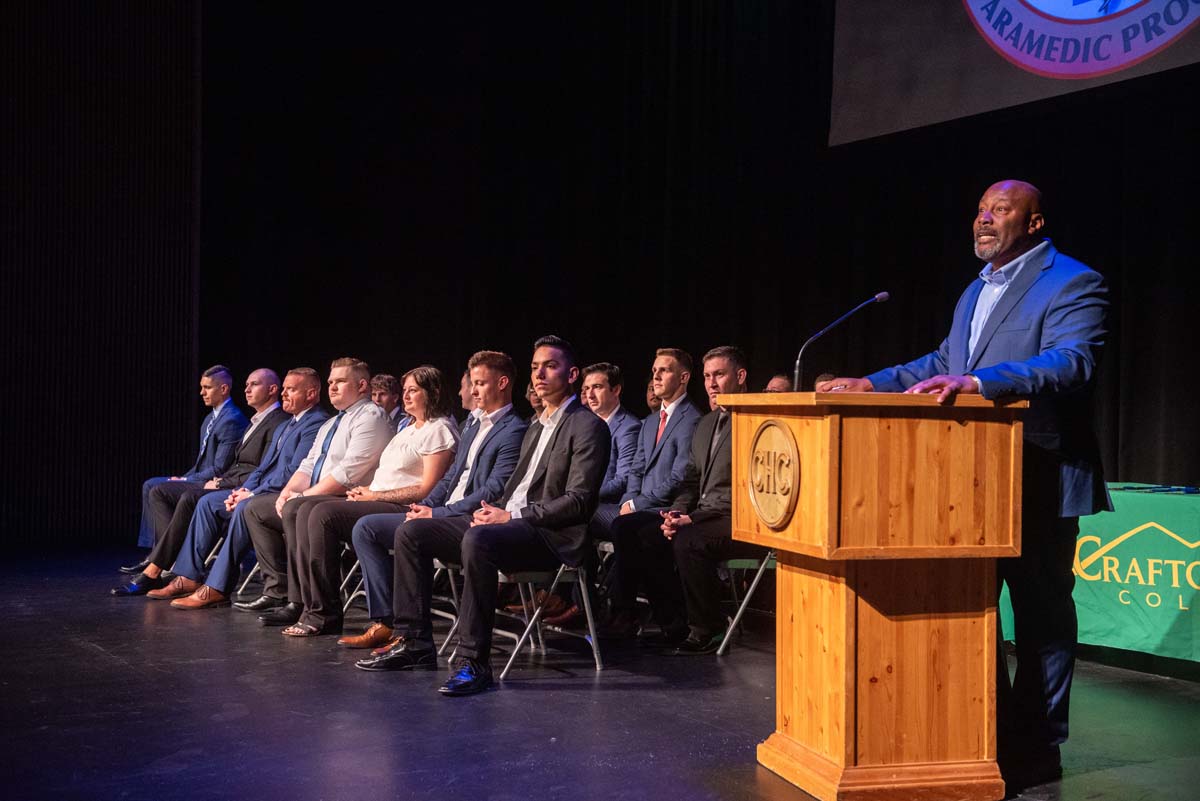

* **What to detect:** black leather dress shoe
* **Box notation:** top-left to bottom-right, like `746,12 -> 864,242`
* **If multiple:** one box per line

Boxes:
672,632 -> 723,655
234,595 -> 286,613
641,621 -> 689,647
257,602 -> 302,626
119,558 -> 151,575
438,658 -> 494,696
110,572 -> 167,597
355,638 -> 438,672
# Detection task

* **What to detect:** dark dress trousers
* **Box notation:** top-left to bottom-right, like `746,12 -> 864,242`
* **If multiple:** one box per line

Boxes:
350,409 -> 528,623
171,408 -> 328,593
145,407 -> 289,569
392,398 -> 609,661
136,402 -> 250,547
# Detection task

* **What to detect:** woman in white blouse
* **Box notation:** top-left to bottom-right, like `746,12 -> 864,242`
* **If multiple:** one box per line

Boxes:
282,365 -> 459,637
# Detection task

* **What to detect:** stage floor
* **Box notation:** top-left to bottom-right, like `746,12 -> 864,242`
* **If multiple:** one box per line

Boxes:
2,552 -> 1198,801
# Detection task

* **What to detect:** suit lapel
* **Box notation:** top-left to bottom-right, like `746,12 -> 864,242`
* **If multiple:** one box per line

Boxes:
952,281 -> 985,375
527,400 -> 578,490
967,244 -> 1054,371
701,414 -> 730,491
502,420 -> 544,500
648,398 -> 689,465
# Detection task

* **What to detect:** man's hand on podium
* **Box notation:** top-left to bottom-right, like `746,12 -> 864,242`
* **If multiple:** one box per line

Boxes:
905,374 -> 980,404
815,377 -> 874,393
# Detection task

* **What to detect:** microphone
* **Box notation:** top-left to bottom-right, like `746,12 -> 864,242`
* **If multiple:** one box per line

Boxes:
792,292 -> 889,391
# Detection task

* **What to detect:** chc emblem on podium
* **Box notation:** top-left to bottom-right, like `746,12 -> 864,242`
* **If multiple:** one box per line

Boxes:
749,419 -> 800,530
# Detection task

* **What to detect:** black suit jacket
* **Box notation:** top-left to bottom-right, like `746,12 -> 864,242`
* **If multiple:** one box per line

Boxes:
671,409 -> 733,523
499,397 -> 610,566
215,407 -> 291,489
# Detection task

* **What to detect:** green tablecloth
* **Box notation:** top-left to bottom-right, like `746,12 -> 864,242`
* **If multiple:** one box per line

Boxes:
1000,484 -> 1200,662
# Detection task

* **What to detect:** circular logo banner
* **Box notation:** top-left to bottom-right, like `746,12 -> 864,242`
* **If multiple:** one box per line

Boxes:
964,0 -> 1200,79
748,420 -> 800,531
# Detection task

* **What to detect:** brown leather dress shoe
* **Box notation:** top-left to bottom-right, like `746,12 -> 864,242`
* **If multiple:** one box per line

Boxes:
147,575 -> 200,600
170,585 -> 230,610
543,604 -> 584,628
337,622 -> 395,649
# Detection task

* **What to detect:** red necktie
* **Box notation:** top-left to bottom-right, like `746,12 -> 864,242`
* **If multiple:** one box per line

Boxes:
655,409 -> 668,445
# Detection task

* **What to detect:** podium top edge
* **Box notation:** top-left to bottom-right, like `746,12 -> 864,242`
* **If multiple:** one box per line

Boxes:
716,391 -> 1029,409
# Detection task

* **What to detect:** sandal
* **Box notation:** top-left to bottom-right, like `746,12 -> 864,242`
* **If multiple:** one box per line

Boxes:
282,622 -> 321,637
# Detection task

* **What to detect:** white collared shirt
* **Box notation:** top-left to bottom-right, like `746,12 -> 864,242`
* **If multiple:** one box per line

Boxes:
299,397 -> 391,487
242,401 -> 282,443
505,395 -> 576,517
447,404 -> 513,504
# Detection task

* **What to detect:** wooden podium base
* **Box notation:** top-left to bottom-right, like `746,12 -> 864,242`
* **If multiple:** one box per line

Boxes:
759,734 -> 1004,801
758,553 -> 1005,801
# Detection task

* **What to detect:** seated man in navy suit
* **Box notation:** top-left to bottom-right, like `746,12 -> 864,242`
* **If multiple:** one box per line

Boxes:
121,365 -> 249,574
145,368 -> 328,608
603,347 -> 702,639
818,179 -> 1111,788
112,368 -> 289,596
340,350 -> 529,649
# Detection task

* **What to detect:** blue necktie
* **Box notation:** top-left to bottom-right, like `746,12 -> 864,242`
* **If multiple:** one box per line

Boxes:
310,411 -> 345,487
199,411 -> 217,455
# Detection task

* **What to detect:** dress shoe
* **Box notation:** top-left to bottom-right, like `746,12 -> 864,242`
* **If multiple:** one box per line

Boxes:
110,572 -> 167,597
672,631 -> 724,655
170,585 -> 230,610
233,595 -> 286,613
543,604 -> 584,628
119,558 -> 151,575
257,602 -> 302,626
146,575 -> 200,600
999,744 -> 1062,791
338,622 -> 395,649
504,588 -> 567,616
355,638 -> 438,672
438,658 -> 494,696
599,611 -> 642,639
641,621 -> 690,647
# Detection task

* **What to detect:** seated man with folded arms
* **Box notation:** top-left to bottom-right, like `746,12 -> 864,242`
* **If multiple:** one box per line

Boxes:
112,368 -> 288,596
340,350 -> 528,649
276,366 -> 459,637
603,348 -> 702,638
146,368 -> 327,606
354,335 -> 609,697
122,365 -> 250,575
650,345 -> 763,654
371,373 -> 406,432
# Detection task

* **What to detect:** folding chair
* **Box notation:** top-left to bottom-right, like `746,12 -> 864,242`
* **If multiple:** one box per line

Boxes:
202,536 -> 226,569
498,563 -> 603,680
236,561 -> 261,596
717,550 -> 776,656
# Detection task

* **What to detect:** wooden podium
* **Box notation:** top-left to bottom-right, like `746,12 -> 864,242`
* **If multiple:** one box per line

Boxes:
719,392 -> 1028,801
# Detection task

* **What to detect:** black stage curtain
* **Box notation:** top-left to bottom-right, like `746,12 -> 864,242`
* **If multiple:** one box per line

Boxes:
3,3 -> 200,548
5,3 -> 1196,548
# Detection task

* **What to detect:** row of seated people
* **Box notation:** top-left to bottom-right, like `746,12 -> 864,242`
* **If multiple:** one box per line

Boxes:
115,336 -> 772,696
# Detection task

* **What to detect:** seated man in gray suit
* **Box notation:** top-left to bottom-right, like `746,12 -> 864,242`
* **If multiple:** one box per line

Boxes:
340,350 -> 529,649
112,368 -> 288,595
355,335 -> 610,697
604,347 -> 702,637
122,365 -> 249,574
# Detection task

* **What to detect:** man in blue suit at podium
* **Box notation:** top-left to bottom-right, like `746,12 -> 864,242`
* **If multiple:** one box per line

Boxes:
122,365 -> 249,573
819,179 -> 1111,788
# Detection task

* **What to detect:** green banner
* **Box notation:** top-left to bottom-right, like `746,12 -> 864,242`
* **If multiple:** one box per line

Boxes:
1001,485 -> 1200,662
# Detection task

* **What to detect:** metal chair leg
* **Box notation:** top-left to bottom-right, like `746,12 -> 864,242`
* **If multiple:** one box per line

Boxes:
717,551 -> 775,656
500,565 -> 566,681
236,562 -> 261,596
202,535 -> 226,569
577,565 -> 604,671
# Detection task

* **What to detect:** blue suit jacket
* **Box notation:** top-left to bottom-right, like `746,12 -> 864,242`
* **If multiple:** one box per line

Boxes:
242,408 -> 330,495
621,395 -> 702,511
184,401 -> 250,481
867,240 -> 1111,518
599,405 -> 641,503
422,408 -> 528,517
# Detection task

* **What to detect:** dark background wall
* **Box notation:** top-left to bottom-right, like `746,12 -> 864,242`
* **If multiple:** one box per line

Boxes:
5,2 -> 1198,548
